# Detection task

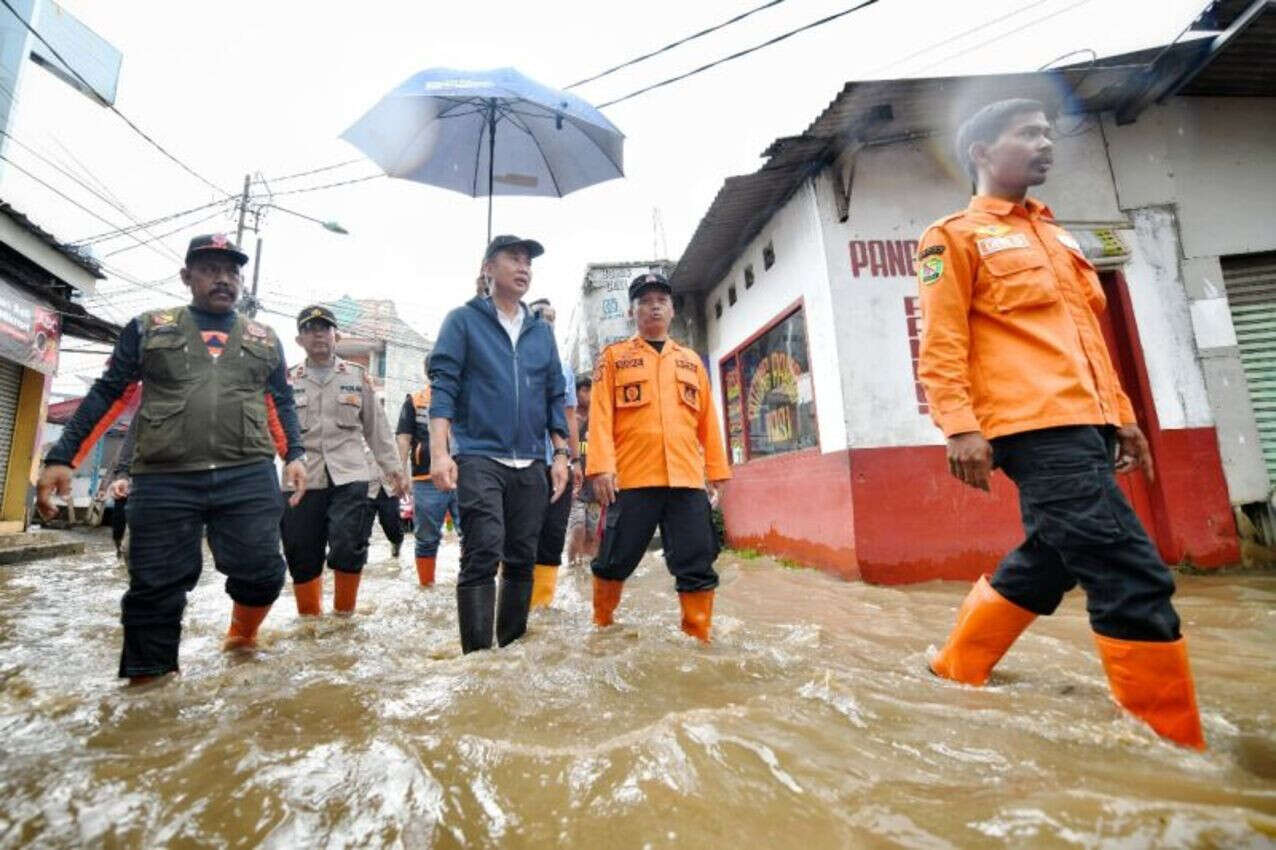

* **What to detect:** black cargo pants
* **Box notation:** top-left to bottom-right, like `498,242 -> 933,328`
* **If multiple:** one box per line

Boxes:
122,460 -> 286,678
990,425 -> 1181,641
592,486 -> 720,593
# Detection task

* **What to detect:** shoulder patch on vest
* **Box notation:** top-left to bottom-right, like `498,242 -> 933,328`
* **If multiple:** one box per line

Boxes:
147,309 -> 180,328
917,244 -> 945,260
244,320 -> 269,340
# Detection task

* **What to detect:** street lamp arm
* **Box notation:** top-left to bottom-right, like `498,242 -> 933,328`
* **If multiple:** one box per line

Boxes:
256,202 -> 349,234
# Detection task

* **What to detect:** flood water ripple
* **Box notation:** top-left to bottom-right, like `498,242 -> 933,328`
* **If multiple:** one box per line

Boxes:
0,531 -> 1272,848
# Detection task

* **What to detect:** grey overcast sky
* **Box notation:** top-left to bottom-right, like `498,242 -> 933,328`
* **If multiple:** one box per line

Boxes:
4,0 -> 1207,392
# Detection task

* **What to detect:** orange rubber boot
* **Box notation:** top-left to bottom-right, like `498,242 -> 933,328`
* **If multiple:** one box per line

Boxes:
415,556 -> 436,587
531,565 -> 558,609
678,590 -> 714,643
1093,633 -> 1205,749
592,576 -> 624,627
223,602 -> 271,650
293,577 -> 322,616
929,575 -> 1037,685
333,571 -> 361,615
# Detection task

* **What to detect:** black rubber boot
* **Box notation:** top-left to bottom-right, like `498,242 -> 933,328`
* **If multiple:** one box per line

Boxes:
496,579 -> 534,647
457,584 -> 495,654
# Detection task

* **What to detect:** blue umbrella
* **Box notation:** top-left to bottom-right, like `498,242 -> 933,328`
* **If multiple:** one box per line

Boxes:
341,67 -> 625,242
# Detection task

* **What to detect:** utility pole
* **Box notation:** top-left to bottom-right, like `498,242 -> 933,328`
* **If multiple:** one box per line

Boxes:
234,173 -> 251,245
247,237 -> 263,318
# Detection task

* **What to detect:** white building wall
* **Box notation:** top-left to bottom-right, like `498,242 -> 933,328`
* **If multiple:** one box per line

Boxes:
1104,97 -> 1276,503
383,340 -> 428,417
1118,208 -> 1213,430
1103,98 -> 1276,260
703,180 -> 847,454
816,140 -> 968,449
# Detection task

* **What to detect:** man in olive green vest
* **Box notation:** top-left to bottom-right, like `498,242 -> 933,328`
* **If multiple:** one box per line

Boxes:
37,234 -> 306,685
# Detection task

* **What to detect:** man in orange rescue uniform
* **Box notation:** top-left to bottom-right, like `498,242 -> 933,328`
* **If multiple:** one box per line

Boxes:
918,99 -> 1204,748
587,272 -> 730,641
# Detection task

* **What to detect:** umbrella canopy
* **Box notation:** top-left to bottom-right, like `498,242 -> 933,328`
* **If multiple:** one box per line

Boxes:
341,67 -> 625,240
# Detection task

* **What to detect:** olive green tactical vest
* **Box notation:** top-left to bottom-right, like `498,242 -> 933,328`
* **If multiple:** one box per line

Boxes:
131,307 -> 281,473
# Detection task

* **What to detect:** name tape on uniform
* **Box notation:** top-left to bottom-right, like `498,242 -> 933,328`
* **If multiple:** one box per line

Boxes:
976,233 -> 1030,256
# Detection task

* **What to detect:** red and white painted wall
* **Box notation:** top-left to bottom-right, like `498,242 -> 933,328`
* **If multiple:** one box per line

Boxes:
703,96 -> 1273,584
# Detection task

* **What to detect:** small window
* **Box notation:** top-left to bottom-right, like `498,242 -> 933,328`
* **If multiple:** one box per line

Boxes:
728,285 -> 737,306
762,241 -> 775,270
744,265 -> 755,288
714,300 -> 723,319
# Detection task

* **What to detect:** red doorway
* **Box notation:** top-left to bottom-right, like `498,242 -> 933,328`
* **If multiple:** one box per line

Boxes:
1095,270 -> 1174,560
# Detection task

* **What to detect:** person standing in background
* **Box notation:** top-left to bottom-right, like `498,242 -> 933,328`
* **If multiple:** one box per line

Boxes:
527,297 -> 580,609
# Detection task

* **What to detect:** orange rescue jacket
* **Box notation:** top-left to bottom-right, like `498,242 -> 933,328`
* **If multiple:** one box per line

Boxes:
916,195 -> 1136,440
586,336 -> 731,490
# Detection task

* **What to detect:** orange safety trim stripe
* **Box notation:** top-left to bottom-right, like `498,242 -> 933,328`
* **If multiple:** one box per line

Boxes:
265,393 -> 288,458
70,381 -> 139,468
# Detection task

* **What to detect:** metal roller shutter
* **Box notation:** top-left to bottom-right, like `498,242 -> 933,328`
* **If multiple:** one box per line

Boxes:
0,359 -> 23,499
1222,252 -> 1276,490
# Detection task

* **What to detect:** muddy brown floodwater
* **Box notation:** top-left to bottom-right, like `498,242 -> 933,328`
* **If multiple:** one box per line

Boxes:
0,529 -> 1273,848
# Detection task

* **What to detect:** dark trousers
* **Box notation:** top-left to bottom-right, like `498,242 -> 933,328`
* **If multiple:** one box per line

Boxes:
990,425 -> 1180,641
455,456 -> 547,588
535,467 -> 572,566
111,496 -> 128,547
281,478 -> 370,583
362,486 -> 404,547
122,460 -> 285,677
592,487 -> 720,593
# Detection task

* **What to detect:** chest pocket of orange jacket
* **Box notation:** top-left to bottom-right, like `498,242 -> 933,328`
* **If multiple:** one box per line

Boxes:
982,249 -> 1058,312
676,377 -> 701,414
615,381 -> 649,408
1068,251 -> 1107,312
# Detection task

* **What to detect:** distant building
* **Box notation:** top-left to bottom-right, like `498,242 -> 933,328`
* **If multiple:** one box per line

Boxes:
330,297 -> 432,414
0,199 -> 116,530
563,259 -> 706,377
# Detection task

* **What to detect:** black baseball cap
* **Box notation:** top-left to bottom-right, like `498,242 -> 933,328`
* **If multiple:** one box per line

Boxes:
185,233 -> 249,267
628,271 -> 672,301
484,234 -> 544,261
296,304 -> 338,330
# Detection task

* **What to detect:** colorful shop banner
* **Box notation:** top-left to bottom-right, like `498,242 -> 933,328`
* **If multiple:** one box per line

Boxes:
0,277 -> 60,374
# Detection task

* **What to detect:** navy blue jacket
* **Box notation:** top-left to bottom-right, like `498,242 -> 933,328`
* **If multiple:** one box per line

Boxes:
428,296 -> 567,461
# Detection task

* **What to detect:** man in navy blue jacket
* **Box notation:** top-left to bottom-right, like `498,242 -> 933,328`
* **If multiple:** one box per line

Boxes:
428,235 -> 570,653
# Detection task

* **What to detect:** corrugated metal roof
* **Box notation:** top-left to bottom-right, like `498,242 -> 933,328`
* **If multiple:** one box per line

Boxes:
671,65 -> 1146,293
671,19 -> 1274,293
1179,2 -> 1276,96
0,200 -> 104,280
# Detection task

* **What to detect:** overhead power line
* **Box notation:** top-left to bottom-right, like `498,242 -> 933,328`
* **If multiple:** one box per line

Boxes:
74,198 -> 231,244
565,0 -> 791,89
252,173 -> 385,197
596,0 -> 881,108
860,0 -> 1055,77
908,0 -> 1096,75
101,208 -> 231,258
260,159 -> 364,184
0,0 -> 230,197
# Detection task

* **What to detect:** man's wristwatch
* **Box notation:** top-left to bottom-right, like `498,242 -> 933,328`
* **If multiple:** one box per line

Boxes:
552,447 -> 570,461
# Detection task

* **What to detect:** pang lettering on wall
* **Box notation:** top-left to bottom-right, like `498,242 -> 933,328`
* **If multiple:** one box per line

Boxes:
847,240 -> 919,278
